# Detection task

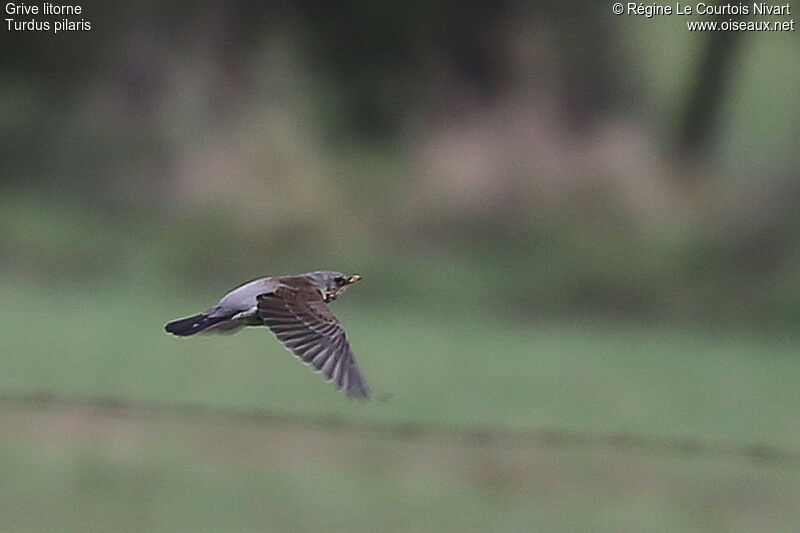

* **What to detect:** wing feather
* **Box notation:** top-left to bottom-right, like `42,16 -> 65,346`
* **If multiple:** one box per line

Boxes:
256,285 -> 369,397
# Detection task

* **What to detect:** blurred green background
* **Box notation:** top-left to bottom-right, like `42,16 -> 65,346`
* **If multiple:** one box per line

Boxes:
2,1 -> 800,531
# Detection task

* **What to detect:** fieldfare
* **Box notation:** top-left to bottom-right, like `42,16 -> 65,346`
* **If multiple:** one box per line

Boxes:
165,271 -> 369,397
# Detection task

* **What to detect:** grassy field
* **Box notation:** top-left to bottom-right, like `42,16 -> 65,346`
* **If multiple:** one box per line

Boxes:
0,277 -> 799,531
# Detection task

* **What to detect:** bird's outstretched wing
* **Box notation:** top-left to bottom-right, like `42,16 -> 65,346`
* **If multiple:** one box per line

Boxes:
257,284 -> 369,397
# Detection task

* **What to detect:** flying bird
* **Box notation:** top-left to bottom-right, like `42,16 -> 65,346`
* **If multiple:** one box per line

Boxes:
165,271 -> 369,397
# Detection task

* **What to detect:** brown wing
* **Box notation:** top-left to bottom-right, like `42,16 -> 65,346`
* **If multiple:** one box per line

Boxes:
256,285 -> 369,397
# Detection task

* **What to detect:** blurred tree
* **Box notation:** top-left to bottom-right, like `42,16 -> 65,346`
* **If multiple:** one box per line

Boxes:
546,1 -> 626,131
298,0 -> 513,139
676,13 -> 743,162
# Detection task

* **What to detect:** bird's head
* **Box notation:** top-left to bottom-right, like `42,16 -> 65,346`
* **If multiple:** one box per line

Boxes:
305,270 -> 362,303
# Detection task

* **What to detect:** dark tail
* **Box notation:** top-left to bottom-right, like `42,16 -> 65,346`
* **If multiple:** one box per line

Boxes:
165,313 -> 223,336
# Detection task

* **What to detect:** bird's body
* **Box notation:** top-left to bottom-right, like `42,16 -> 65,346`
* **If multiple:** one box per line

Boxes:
165,271 -> 369,397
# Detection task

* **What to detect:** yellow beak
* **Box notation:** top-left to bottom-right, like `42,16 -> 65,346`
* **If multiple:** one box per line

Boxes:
347,274 -> 362,284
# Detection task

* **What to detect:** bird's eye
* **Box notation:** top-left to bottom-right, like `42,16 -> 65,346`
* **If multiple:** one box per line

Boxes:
334,276 -> 345,285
